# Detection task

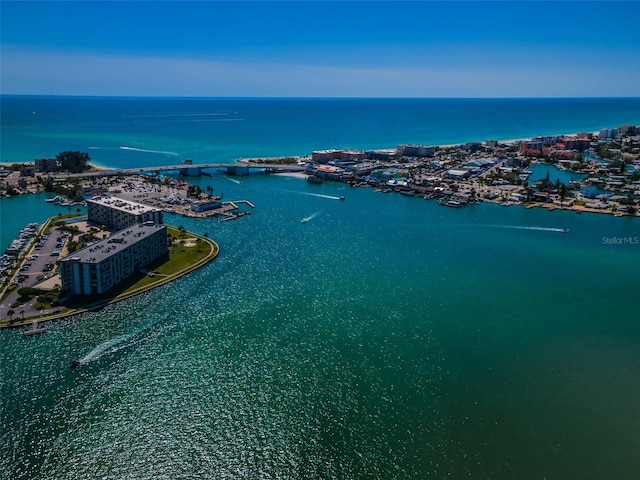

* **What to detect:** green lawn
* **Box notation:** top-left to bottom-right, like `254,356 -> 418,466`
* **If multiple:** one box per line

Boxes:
123,228 -> 217,293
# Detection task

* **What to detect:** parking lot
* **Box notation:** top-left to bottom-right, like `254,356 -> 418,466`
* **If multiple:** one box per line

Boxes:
15,228 -> 71,289
1,220 -> 87,321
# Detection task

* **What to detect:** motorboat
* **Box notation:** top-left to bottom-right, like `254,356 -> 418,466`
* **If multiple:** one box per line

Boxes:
306,176 -> 323,185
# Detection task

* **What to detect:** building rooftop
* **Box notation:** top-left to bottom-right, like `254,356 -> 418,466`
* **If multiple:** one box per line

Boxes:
59,223 -> 166,264
87,196 -> 160,215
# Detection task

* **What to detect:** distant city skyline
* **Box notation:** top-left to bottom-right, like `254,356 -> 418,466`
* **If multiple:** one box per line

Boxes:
1,1 -> 639,98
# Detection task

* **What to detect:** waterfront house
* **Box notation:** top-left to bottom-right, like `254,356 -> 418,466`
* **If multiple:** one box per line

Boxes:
533,192 -> 550,202
34,158 -> 58,172
580,186 -> 597,199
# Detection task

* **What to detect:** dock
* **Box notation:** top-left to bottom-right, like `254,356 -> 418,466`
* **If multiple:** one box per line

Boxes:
23,323 -> 47,336
235,200 -> 255,208
221,211 -> 252,222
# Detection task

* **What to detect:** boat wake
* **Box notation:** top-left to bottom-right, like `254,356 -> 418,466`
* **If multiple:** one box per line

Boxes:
78,331 -> 136,365
77,319 -> 162,366
284,190 -> 342,200
484,225 -> 569,233
119,146 -> 180,156
301,211 -> 321,223
227,177 -> 242,184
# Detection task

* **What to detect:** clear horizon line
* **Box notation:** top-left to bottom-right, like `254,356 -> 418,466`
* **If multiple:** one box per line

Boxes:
2,94 -> 640,101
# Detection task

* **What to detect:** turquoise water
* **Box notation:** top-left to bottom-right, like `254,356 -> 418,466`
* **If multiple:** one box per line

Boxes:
2,97 -> 640,479
528,164 -> 588,185
3,96 -> 640,166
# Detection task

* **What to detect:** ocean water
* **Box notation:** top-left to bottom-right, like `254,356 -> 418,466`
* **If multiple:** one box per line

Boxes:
3,96 -> 640,167
2,97 -> 640,479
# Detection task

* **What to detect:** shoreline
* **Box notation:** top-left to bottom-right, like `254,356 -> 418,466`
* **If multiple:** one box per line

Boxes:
2,123 -> 638,220
0,128 -> 608,170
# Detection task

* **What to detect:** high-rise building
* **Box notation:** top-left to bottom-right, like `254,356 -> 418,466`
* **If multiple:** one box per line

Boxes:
87,196 -> 163,230
59,222 -> 168,296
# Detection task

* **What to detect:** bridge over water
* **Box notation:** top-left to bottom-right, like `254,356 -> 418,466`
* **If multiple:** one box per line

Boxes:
52,161 -> 306,180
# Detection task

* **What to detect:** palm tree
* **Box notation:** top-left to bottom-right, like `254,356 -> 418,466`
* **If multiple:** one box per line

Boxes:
7,309 -> 15,322
178,226 -> 186,238
20,310 -> 25,320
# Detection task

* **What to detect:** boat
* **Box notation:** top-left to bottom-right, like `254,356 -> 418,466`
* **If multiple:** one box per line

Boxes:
339,196 -> 345,201
301,218 -> 308,223
306,176 -> 323,185
45,195 -> 62,203
70,358 -> 81,369
439,197 -> 466,208
561,228 -> 570,233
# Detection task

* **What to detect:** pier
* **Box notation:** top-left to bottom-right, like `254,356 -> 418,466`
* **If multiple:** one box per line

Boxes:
23,323 -> 47,336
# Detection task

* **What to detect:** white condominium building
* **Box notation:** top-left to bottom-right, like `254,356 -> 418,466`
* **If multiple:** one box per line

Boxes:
87,196 -> 163,231
59,222 -> 168,296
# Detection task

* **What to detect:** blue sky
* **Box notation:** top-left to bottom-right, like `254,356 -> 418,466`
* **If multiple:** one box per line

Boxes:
1,1 -> 639,97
